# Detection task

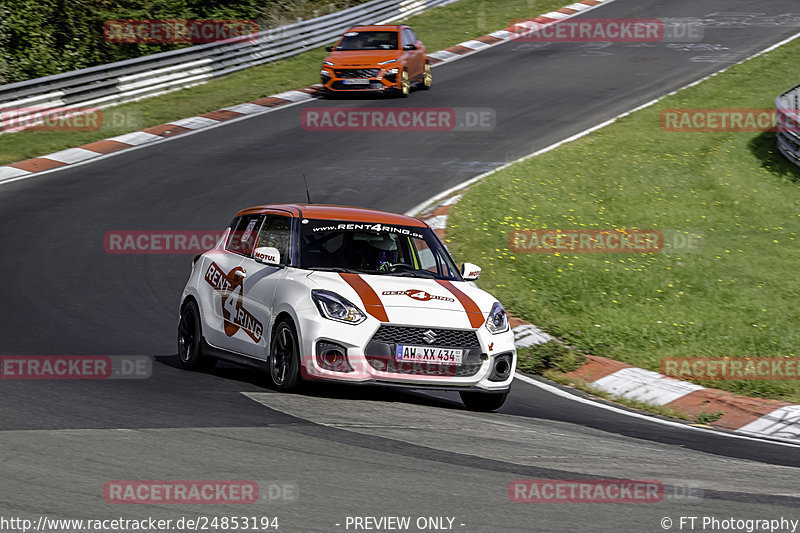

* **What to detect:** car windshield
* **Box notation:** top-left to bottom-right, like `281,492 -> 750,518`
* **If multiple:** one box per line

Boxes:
299,219 -> 462,280
335,31 -> 398,51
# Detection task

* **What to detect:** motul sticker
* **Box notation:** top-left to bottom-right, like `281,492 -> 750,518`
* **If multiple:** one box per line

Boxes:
381,289 -> 454,302
204,262 -> 263,342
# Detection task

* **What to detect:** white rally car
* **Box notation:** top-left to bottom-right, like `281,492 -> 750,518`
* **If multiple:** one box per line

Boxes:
178,204 -> 516,410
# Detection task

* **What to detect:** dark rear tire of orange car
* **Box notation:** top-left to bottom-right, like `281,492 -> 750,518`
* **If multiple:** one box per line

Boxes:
177,300 -> 217,371
420,63 -> 432,90
459,390 -> 509,412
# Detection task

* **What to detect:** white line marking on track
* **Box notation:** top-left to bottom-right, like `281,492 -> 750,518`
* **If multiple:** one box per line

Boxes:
458,40 -> 492,50
429,50 -> 462,61
169,116 -> 220,129
513,373 -> 800,447
107,131 -> 163,146
513,324 -> 553,347
737,405 -> 800,443
0,167 -> 32,182
223,103 -> 268,114
592,367 -> 703,406
272,90 -> 314,102
44,148 -> 102,164
423,214 -> 448,229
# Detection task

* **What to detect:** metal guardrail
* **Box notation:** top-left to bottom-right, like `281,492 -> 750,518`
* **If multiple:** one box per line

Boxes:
777,83 -> 800,165
0,0 -> 451,132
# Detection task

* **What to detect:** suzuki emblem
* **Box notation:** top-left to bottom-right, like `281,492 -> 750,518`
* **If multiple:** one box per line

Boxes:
422,329 -> 437,344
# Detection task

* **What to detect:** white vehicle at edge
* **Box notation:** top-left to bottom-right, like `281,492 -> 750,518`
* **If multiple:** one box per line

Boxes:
178,204 -> 516,410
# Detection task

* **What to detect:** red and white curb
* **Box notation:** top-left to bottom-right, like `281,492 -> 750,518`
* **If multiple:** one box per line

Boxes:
0,0 -> 614,185
412,178 -> 800,446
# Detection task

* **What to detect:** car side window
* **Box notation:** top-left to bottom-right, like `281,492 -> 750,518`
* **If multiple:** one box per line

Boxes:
256,215 -> 292,264
406,29 -> 417,44
226,215 -> 263,256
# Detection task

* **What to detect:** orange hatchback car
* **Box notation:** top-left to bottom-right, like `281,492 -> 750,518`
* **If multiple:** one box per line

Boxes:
320,25 -> 432,97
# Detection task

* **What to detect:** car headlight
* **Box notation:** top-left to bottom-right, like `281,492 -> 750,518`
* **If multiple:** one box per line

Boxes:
320,69 -> 331,77
312,289 -> 367,325
485,302 -> 509,334
322,60 -> 335,66
378,58 -> 397,65
384,68 -> 398,75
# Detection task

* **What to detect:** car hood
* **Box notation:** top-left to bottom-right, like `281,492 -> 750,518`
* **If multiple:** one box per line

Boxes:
306,271 -> 498,329
324,50 -> 401,67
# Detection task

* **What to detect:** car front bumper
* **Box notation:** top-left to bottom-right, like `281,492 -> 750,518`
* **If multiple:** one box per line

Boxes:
321,68 -> 398,93
296,309 -> 516,392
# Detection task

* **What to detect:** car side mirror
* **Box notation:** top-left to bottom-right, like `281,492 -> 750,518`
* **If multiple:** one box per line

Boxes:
461,263 -> 481,281
403,44 -> 417,50
326,46 -> 334,52
254,246 -> 281,266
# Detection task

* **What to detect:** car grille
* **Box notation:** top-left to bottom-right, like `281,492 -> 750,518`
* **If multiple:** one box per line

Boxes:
365,356 -> 483,377
330,81 -> 384,91
371,326 -> 479,348
334,68 -> 380,78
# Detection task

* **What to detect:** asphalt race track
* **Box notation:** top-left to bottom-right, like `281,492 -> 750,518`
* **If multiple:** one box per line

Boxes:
1,0 -> 800,531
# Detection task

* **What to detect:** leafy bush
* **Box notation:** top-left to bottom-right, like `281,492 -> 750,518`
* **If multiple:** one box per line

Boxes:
0,0 -> 366,84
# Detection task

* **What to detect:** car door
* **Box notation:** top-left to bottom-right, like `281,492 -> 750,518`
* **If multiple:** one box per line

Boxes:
201,213 -> 265,356
236,212 -> 294,360
403,28 -> 423,78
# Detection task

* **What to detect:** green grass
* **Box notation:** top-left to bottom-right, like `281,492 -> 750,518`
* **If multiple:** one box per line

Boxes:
448,36 -> 800,403
0,0 -> 568,165
516,340 -> 586,374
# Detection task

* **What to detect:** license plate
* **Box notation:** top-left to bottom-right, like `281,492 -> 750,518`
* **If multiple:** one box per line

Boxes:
342,78 -> 369,85
395,345 -> 463,365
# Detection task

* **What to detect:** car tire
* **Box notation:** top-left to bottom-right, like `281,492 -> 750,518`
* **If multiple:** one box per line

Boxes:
398,70 -> 410,98
269,318 -> 301,391
177,300 -> 217,371
459,390 -> 508,411
420,63 -> 432,90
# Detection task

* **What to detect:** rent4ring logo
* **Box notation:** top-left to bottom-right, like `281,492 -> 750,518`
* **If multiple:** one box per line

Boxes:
381,289 -> 455,302
301,108 -> 495,131
204,262 -> 264,343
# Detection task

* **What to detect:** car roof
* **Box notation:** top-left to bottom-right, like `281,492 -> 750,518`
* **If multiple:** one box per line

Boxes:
345,25 -> 403,32
235,204 -> 428,228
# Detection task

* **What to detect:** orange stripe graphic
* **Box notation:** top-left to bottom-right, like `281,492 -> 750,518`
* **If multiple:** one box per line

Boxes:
436,280 -> 485,328
338,273 -> 389,322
